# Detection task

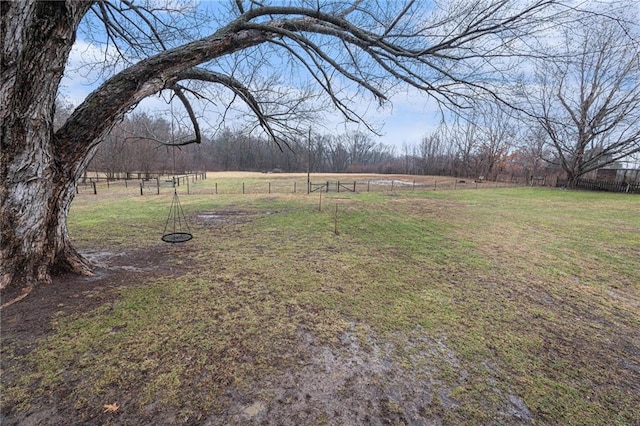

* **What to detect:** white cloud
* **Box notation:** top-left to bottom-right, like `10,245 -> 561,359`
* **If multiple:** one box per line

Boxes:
59,40 -> 125,105
59,9 -> 444,149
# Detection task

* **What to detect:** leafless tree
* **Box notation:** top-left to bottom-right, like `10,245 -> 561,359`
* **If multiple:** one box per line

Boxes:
344,131 -> 376,166
308,133 -> 330,173
474,104 -> 518,180
419,128 -> 455,176
513,125 -> 553,181
2,0 -> 567,292
419,132 -> 441,175
92,122 -> 132,178
521,7 -> 640,187
445,113 -> 480,178
324,136 -> 350,173
91,112 -> 180,176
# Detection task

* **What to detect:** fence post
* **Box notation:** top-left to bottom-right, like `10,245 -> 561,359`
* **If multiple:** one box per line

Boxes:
294,182 -> 297,193
337,181 -> 340,192
156,178 -> 160,195
434,180 -> 437,191
92,181 -> 97,195
326,181 -> 329,193
215,182 -> 218,194
391,180 -> 394,191
243,182 -> 245,194
353,181 -> 356,192
140,182 -> 143,196
187,177 -> 190,195
268,182 -> 271,194
367,181 -> 370,192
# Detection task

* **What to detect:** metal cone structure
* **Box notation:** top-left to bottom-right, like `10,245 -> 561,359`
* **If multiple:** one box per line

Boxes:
161,189 -> 192,243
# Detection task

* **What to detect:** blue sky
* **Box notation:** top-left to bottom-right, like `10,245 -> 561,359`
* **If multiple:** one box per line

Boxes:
60,46 -> 441,150
59,1 -> 443,149
59,0 -> 640,163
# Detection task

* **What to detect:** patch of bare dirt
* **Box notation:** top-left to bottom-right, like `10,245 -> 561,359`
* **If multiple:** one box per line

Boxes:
2,238 -> 533,425
1,245 -> 193,424
202,326 -> 532,425
193,209 -> 280,228
194,210 -> 256,227
2,244 -> 191,341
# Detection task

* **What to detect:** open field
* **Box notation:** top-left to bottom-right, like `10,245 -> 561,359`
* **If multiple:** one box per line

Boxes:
2,173 -> 639,425
74,171 -> 522,197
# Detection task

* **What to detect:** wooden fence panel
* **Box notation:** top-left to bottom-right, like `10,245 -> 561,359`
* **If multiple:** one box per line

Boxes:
557,178 -> 640,194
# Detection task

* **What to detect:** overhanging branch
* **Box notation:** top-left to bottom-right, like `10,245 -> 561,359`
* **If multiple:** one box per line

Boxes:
175,67 -> 285,149
168,86 -> 202,145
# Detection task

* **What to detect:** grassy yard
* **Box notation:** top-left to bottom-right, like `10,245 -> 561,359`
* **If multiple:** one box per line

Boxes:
1,174 -> 639,425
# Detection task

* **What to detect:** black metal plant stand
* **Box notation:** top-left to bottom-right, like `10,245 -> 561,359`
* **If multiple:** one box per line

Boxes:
161,189 -> 192,243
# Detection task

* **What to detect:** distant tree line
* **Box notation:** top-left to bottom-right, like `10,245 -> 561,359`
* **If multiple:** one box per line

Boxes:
79,3 -> 639,185
89,112 -> 399,176
86,109 -> 553,182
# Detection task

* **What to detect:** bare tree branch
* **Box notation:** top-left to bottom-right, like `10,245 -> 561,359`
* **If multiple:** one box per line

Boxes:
170,86 -> 201,145
522,9 -> 640,185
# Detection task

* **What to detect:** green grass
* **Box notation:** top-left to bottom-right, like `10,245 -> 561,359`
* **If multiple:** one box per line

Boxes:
2,176 -> 639,424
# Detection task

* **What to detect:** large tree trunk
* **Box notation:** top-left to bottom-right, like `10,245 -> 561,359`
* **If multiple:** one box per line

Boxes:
1,160 -> 94,289
1,1 -> 93,291
1,1 -> 275,293
565,171 -> 579,189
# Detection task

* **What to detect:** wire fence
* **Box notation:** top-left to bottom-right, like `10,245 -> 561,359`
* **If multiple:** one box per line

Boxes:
75,173 -> 527,197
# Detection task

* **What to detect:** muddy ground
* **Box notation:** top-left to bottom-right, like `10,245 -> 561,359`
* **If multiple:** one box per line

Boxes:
1,245 -> 534,425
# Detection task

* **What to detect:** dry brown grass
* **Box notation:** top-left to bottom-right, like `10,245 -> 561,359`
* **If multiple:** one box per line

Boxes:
2,176 -> 638,424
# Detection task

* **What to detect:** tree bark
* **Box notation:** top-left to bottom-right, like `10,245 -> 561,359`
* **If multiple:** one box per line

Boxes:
1,1 -> 276,292
565,172 -> 578,189
1,1 -> 92,291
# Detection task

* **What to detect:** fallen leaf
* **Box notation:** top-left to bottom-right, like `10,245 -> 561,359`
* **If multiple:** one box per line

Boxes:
103,403 -> 119,413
